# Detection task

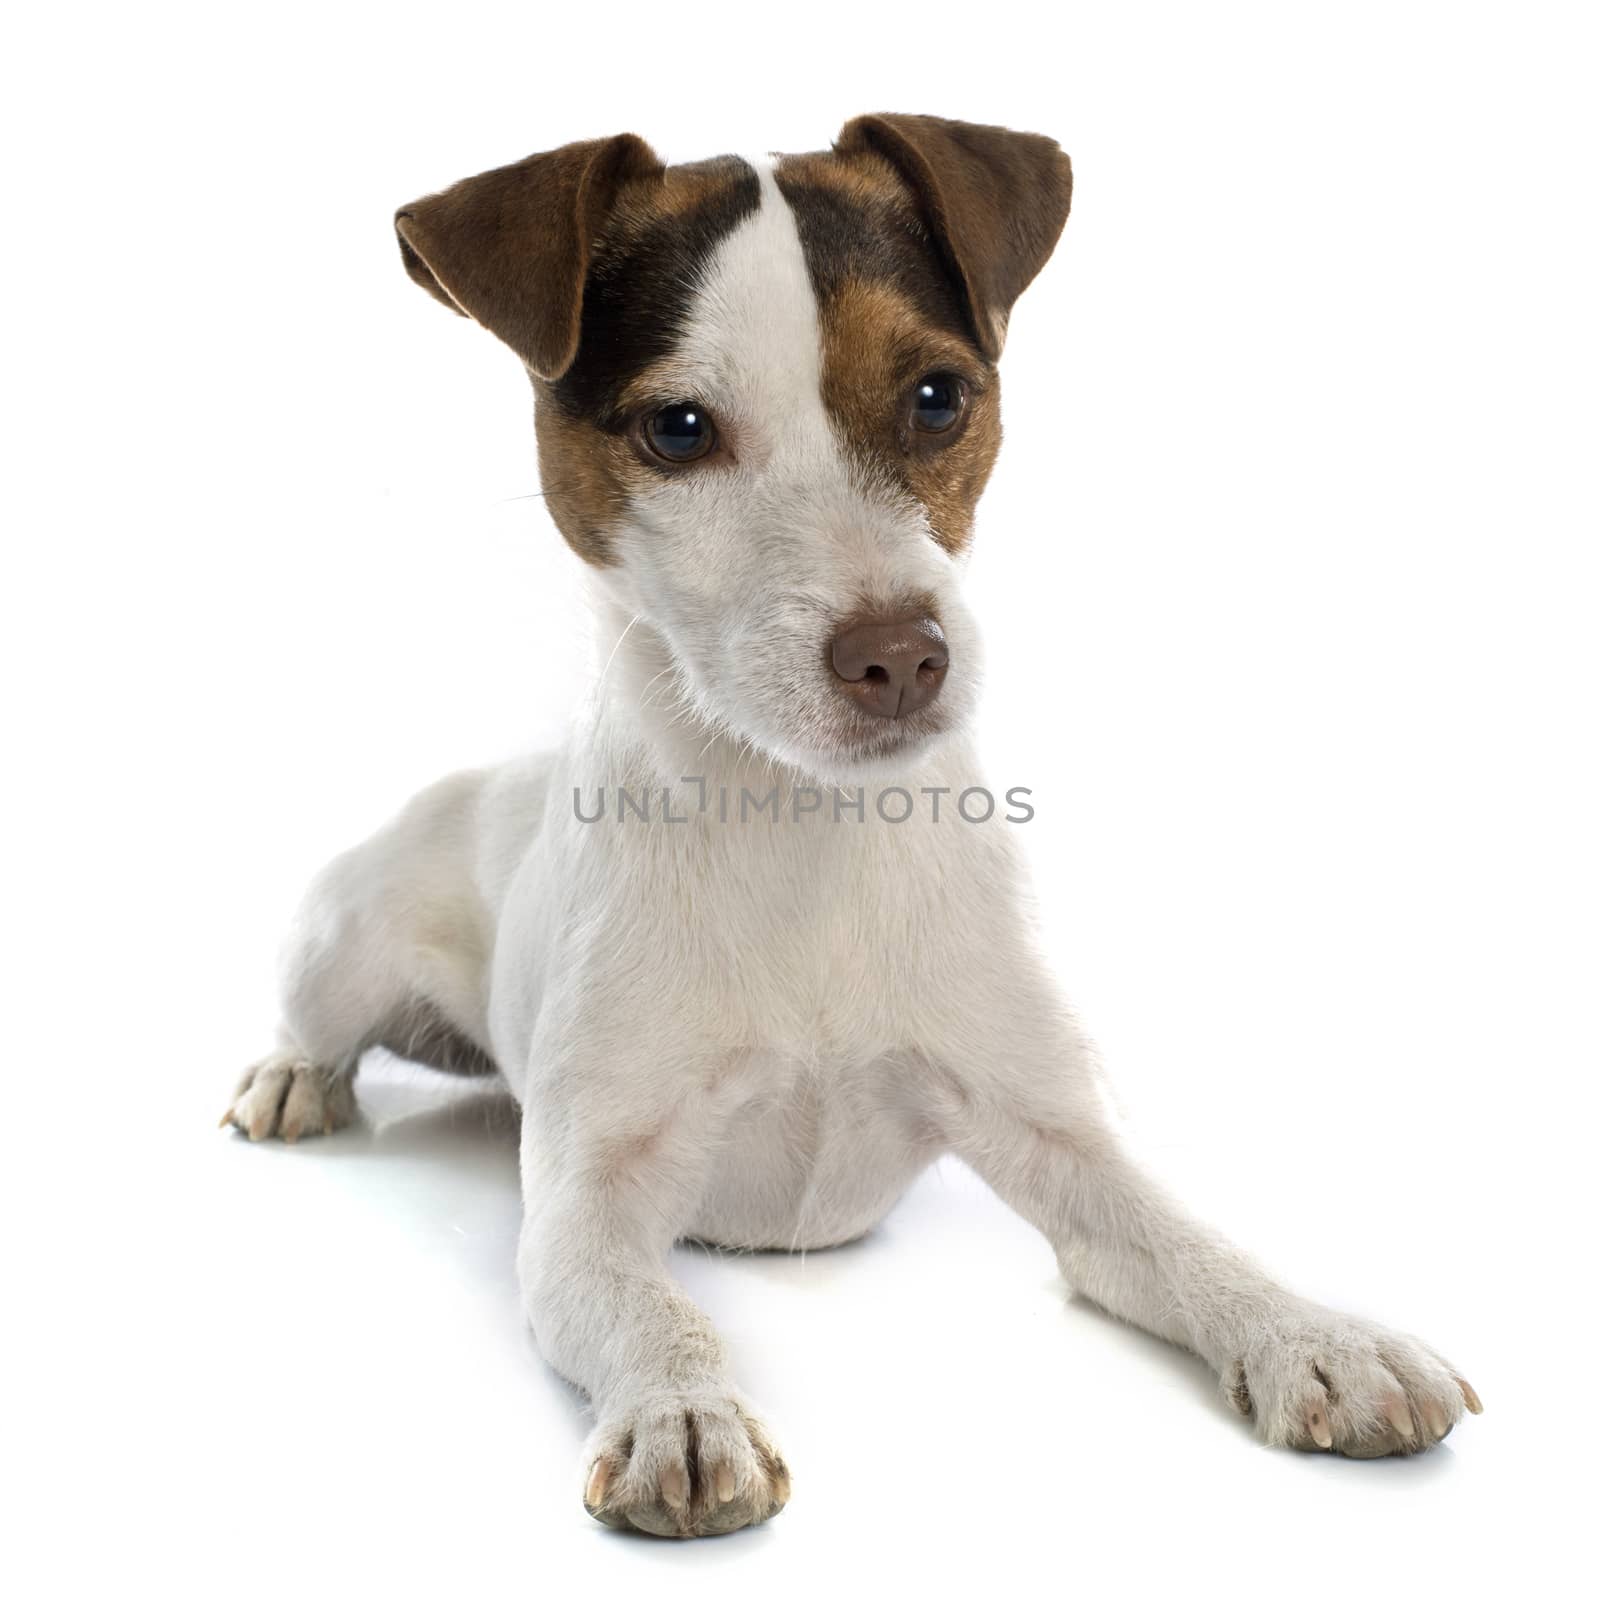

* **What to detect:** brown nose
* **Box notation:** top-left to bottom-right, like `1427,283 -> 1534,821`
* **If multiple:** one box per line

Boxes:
830,615 -> 949,719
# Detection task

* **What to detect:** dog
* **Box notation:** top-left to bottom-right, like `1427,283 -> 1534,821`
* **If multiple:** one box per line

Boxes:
223,114 -> 1481,1537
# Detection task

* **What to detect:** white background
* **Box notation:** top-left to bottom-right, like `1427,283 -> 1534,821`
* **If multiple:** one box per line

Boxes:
6,3 -> 1596,1595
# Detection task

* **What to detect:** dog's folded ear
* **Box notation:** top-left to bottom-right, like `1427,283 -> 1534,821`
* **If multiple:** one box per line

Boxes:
834,113 -> 1072,360
395,134 -> 664,381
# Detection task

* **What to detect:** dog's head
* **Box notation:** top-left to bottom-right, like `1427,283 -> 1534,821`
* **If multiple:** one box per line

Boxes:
396,115 -> 1071,782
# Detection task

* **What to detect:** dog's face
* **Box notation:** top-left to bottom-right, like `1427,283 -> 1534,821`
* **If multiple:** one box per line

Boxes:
396,117 -> 1071,782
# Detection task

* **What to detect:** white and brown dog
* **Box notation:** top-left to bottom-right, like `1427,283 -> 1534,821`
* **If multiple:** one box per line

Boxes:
223,114 -> 1481,1537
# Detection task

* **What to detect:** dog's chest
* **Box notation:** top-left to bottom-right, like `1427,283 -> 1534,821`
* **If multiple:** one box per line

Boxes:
686,1043 -> 940,1249
603,799 -> 1023,1057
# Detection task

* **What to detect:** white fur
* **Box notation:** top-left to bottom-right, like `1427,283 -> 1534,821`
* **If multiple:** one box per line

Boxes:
226,166 -> 1478,1536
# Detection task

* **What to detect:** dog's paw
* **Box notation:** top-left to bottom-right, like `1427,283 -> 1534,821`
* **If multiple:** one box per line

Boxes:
581,1391 -> 790,1537
219,1054 -> 356,1143
1220,1303 -> 1482,1457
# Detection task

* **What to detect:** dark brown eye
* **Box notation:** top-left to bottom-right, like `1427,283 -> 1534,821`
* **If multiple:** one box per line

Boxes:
910,374 -> 966,433
644,402 -> 716,463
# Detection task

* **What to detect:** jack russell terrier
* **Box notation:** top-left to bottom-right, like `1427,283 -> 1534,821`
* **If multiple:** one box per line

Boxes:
223,114 -> 1482,1537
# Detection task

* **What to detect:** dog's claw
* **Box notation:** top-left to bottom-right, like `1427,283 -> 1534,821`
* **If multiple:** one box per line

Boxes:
1422,1399 -> 1450,1439
1382,1396 -> 1416,1440
585,1459 -> 612,1508
1457,1377 -> 1483,1415
714,1463 -> 735,1503
1307,1408 -> 1334,1449
659,1464 -> 689,1512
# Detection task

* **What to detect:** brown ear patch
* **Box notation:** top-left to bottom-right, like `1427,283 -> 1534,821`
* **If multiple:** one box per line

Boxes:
833,113 -> 1072,360
395,134 -> 665,380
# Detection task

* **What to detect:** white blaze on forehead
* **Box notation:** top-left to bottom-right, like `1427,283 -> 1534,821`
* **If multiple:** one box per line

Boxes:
666,158 -> 835,470
623,156 -> 946,649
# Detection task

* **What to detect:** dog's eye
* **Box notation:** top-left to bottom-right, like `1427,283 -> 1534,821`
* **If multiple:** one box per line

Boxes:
910,374 -> 966,434
644,402 -> 716,463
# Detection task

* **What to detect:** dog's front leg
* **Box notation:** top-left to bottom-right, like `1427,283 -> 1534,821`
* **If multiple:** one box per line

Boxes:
516,1026 -> 789,1537
928,987 -> 1481,1456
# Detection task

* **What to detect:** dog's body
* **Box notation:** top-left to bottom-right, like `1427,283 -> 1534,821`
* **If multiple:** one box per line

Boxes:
225,117 -> 1479,1536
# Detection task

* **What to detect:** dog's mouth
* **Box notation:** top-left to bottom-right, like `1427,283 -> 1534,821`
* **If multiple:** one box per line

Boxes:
834,697 -> 951,753
764,695 -> 958,785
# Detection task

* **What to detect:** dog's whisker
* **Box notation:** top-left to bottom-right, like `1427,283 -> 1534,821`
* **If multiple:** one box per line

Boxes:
595,614 -> 643,695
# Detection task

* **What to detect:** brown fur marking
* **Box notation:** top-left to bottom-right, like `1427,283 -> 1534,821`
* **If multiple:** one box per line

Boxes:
814,277 -> 1001,554
532,384 -> 654,567
832,114 -> 1074,361
399,119 -> 1070,568
776,149 -> 1000,554
538,154 -> 761,565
